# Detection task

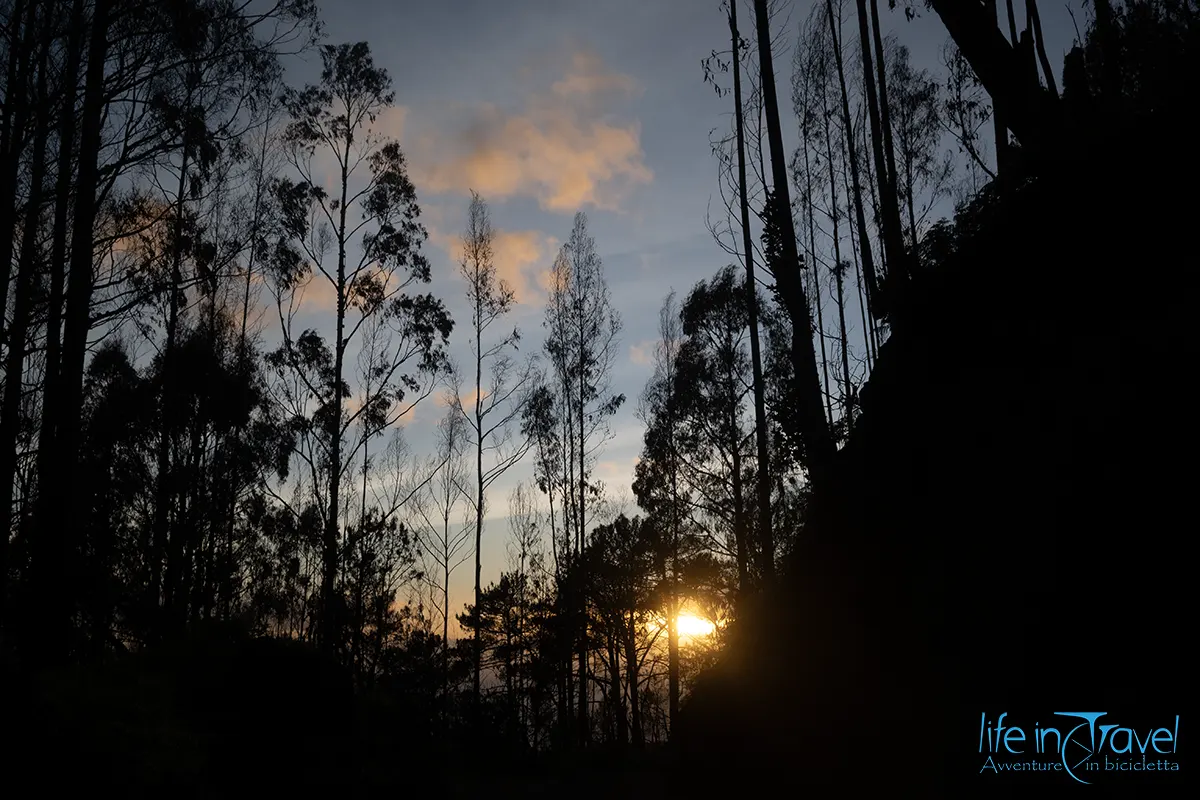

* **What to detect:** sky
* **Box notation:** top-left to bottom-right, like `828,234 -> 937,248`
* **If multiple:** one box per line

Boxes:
273,0 -> 1087,633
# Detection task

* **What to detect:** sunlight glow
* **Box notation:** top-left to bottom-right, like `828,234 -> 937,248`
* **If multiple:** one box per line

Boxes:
676,613 -> 715,639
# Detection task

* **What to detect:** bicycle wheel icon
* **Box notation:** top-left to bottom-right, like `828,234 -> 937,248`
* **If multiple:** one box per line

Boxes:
1056,712 -> 1106,785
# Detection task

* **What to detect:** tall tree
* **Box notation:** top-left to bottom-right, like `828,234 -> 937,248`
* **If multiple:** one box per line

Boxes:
269,42 -> 450,655
633,291 -> 685,735
823,0 -> 880,323
851,0 -> 906,292
750,0 -> 835,486
415,405 -> 471,714
887,43 -> 952,266
543,212 -> 624,747
452,190 -> 533,716
792,26 -> 837,427
727,0 -> 775,586
26,0 -> 113,664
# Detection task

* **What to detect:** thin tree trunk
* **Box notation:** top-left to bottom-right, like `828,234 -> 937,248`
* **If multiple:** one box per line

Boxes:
838,124 -> 874,374
752,0 -> 835,485
576,296 -> 589,748
833,263 -> 853,423
1027,0 -> 1057,98
854,101 -> 883,360
224,125 -> 272,620
608,631 -> 625,745
905,155 -> 919,266
443,511 -> 451,720
156,127 -> 191,635
729,403 -> 750,591
993,1 -> 1013,177
801,125 -> 835,427
729,2 -> 774,587
0,0 -> 34,349
826,0 -> 880,327
819,72 -> 852,419
34,0 -> 84,590
667,404 -> 680,736
323,123 -> 352,658
853,0 -> 904,293
624,608 -> 643,748
30,0 -> 111,665
0,12 -> 51,608
869,0 -> 901,240
473,289 -> 485,715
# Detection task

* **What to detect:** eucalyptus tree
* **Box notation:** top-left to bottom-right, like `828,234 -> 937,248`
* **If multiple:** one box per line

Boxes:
542,211 -> 624,746
450,191 -> 534,712
267,41 -> 451,654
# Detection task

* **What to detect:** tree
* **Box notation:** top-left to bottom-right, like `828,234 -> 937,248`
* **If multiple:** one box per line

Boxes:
792,22 -> 838,428
750,0 -> 835,485
674,267 -> 758,592
823,0 -> 881,328
853,0 -> 907,290
887,42 -> 952,267
415,404 -> 471,713
451,190 -> 533,715
726,0 -> 775,587
940,38 -> 997,186
542,211 -> 624,747
632,291 -> 686,735
268,41 -> 451,655
505,481 -> 544,739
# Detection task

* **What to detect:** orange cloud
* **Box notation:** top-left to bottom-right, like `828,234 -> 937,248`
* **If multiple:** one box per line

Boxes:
410,49 -> 652,213
431,223 -> 558,307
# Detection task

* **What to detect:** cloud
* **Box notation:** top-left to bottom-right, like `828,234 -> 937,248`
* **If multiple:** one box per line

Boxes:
629,341 -> 654,367
409,48 -> 653,213
551,51 -> 639,99
430,221 -> 559,306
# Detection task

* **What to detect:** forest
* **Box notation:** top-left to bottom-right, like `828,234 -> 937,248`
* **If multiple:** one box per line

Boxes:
0,0 -> 1194,795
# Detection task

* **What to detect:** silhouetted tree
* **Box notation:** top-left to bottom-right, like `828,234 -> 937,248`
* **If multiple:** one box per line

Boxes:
542,211 -> 624,747
449,190 -> 532,716
268,41 -> 450,655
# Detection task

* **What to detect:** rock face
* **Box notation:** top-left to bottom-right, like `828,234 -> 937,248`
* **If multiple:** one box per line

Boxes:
676,122 -> 1194,795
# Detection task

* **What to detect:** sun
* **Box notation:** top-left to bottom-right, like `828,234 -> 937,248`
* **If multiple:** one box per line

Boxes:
676,613 -> 715,639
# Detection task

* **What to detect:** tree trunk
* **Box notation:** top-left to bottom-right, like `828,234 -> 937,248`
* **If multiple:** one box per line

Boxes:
838,124 -> 874,374
33,0 -> 84,599
0,0 -> 34,351
818,67 -> 852,422
624,608 -> 643,748
728,378 -> 750,591
608,630 -> 626,745
576,300 -> 589,748
869,0 -> 901,233
1027,0 -> 1057,98
751,0 -> 835,486
473,290 -> 485,715
667,419 -> 680,737
729,1 -> 775,587
993,1 -> 1012,177
801,123 -> 835,427
826,0 -> 880,326
29,0 -> 111,665
0,12 -> 51,613
156,132 -> 192,636
323,123 -> 352,658
853,0 -> 904,292
927,0 -> 1054,154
